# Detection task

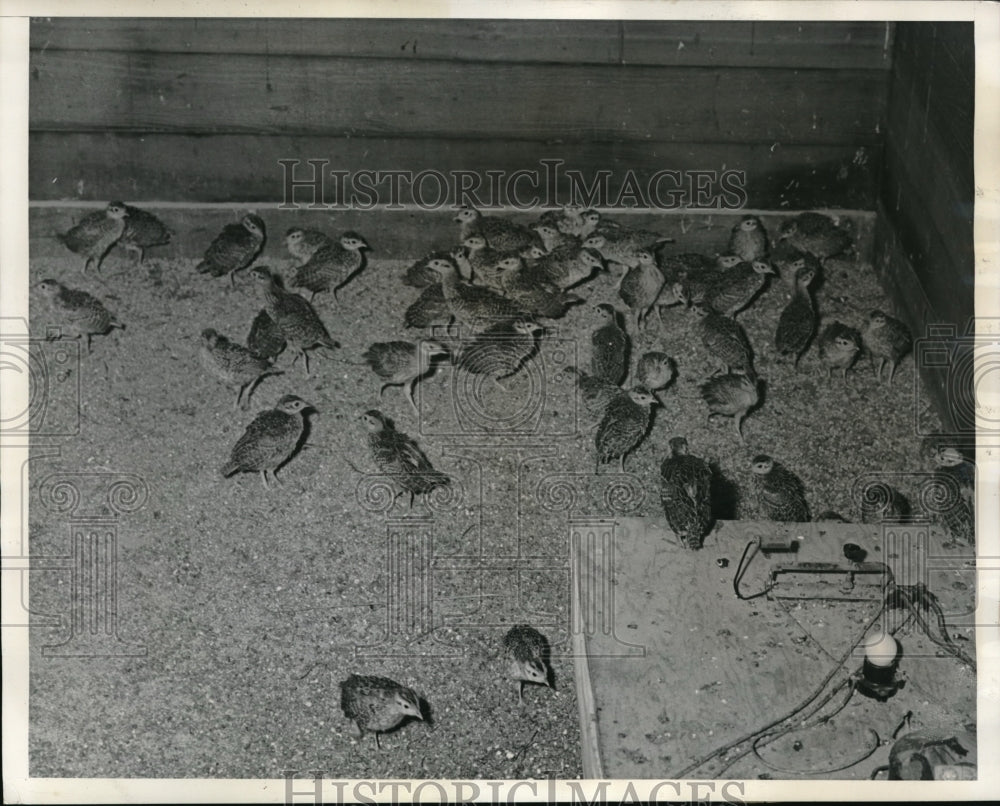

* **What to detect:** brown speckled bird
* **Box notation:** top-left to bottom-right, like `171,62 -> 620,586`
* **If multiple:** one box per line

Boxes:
456,318 -> 543,384
568,366 -> 626,422
817,321 -> 862,380
705,259 -> 775,317
197,213 -> 265,285
591,304 -> 629,386
592,215 -> 674,266
292,231 -> 369,301
362,409 -> 450,507
219,394 -> 312,489
692,304 -> 753,375
534,243 -> 606,290
750,454 -> 810,522
863,309 -> 912,385
36,279 -> 123,353
339,674 -> 423,749
771,241 -> 822,290
404,249 -> 456,288
200,328 -> 283,410
503,625 -> 552,702
427,256 -> 525,334
404,283 -> 453,330
775,266 -> 817,369
454,206 -> 542,253
538,204 -> 587,236
118,204 -> 171,263
251,266 -> 340,376
595,387 -> 658,473
246,309 -> 287,362
284,227 -> 333,265
778,212 -> 852,260
497,256 -> 582,319
461,234 -> 506,291
727,215 -> 769,262
700,370 -> 759,443
57,201 -> 128,273
617,249 -> 666,332
920,435 -> 975,545
532,222 -> 578,252
362,340 -> 449,414
635,351 -> 676,391
675,254 -> 743,306
660,436 -> 713,549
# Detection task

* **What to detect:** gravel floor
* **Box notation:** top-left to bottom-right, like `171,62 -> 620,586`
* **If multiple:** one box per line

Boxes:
27,207 -> 950,779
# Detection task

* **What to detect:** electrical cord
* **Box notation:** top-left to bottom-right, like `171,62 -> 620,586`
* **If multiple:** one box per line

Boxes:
712,677 -> 856,777
733,537 -> 774,600
673,597 -> 887,779
895,585 -> 976,671
751,726 -> 880,775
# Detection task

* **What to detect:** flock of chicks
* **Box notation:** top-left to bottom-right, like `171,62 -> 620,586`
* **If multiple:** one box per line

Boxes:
41,198 -> 974,746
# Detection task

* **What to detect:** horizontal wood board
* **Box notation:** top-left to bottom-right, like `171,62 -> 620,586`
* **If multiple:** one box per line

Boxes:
28,133 -> 883,209
29,50 -> 888,145
30,18 -> 894,70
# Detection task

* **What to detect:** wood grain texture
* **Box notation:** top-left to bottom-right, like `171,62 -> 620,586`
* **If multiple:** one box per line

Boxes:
29,50 -> 887,145
622,20 -> 893,69
30,18 -> 894,69
879,21 -> 974,342
28,132 -> 882,210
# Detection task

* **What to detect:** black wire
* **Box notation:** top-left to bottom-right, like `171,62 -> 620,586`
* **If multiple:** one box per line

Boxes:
896,586 -> 977,671
733,538 -> 774,600
673,597 -> 887,779
751,726 -> 879,775
716,677 -> 857,777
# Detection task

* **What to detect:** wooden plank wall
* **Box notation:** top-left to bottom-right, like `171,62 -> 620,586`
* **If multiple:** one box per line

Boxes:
29,18 -> 892,209
874,23 -> 975,437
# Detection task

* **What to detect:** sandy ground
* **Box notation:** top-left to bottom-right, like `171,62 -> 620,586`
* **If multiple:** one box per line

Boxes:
25,207 -> 970,780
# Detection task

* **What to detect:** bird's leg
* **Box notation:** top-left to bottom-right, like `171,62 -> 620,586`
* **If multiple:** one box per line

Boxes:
311,290 -> 319,303
735,413 -> 746,444
302,350 -> 312,377
409,491 -> 415,509
887,359 -> 897,386
378,383 -> 390,400
374,732 -> 381,751
85,334 -> 93,355
517,680 -> 525,704
135,245 -> 145,265
83,257 -> 93,274
260,470 -> 271,490
875,357 -> 885,383
331,287 -> 339,303
228,270 -> 236,289
619,454 -> 626,474
234,387 -> 244,410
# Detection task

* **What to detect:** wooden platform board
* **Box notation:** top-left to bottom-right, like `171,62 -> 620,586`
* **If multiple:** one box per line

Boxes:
572,517 -> 977,779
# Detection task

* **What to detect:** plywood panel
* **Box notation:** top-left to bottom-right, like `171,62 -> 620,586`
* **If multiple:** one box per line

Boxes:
29,50 -> 887,145
30,18 -> 894,69
29,132 -> 882,210
576,517 -> 975,778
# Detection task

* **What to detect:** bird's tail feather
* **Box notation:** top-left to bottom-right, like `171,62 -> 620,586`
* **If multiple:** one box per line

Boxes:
220,461 -> 239,477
